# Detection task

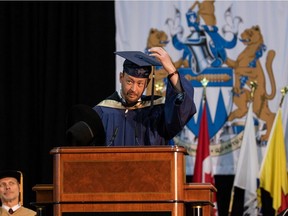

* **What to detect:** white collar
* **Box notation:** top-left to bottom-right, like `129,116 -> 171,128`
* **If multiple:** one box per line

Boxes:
2,203 -> 21,212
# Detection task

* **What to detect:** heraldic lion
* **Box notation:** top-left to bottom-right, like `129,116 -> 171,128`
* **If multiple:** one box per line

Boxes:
225,25 -> 276,141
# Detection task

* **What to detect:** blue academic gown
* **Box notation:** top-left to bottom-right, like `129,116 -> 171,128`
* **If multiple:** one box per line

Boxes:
93,74 -> 196,146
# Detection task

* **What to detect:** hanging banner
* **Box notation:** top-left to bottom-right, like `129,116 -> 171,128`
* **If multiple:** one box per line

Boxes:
115,0 -> 288,175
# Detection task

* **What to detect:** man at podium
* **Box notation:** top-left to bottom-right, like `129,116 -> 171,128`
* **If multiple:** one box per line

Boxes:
93,47 -> 196,146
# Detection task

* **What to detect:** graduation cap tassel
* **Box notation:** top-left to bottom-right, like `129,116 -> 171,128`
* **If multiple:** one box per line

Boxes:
150,67 -> 155,108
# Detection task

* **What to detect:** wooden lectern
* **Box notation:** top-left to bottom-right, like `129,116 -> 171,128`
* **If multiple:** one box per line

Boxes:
48,146 -> 216,216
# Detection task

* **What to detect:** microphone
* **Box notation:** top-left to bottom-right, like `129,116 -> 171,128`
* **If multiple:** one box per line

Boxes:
135,127 -> 140,146
108,127 -> 118,146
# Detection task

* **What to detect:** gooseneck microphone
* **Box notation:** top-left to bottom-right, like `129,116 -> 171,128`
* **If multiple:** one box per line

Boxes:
135,127 -> 140,146
108,127 -> 118,146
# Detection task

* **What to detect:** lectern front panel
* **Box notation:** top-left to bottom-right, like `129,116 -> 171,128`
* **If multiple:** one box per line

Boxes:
62,160 -> 171,194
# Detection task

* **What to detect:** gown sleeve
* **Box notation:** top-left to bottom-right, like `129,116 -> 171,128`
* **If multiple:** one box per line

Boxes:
163,73 -> 196,139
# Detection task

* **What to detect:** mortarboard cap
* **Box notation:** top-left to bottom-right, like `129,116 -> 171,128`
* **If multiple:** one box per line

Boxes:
0,170 -> 21,183
115,51 -> 162,78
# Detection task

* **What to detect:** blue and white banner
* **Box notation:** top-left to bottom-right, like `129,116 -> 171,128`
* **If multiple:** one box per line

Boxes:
115,0 -> 288,175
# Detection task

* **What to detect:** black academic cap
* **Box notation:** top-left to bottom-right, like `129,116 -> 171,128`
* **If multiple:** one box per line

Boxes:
66,104 -> 106,146
0,170 -> 21,183
115,51 -> 162,78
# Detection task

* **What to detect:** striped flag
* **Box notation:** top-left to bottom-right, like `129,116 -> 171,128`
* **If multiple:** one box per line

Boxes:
259,108 -> 288,215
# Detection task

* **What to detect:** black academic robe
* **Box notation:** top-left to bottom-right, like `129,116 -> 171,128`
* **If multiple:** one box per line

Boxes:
93,74 -> 196,146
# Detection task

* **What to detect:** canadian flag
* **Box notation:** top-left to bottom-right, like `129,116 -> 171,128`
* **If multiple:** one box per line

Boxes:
193,100 -> 217,215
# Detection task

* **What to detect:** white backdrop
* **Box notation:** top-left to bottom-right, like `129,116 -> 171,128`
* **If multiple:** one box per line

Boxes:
115,0 -> 288,175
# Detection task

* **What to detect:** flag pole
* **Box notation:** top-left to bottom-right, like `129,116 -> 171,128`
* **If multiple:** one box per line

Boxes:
150,66 -> 155,108
250,80 -> 258,102
279,85 -> 288,108
228,81 -> 258,215
228,189 -> 234,216
201,77 -> 209,102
